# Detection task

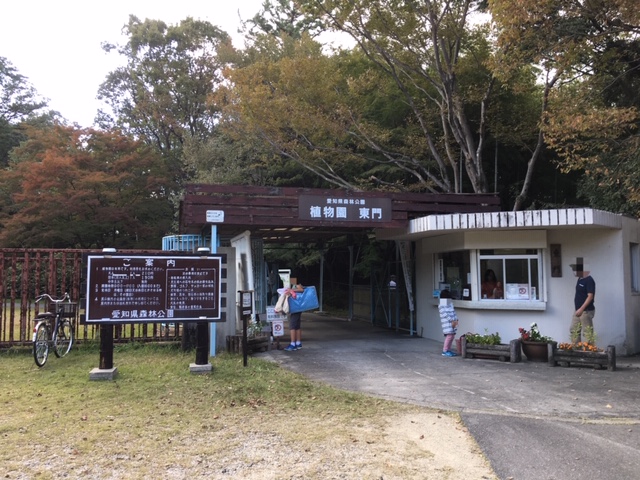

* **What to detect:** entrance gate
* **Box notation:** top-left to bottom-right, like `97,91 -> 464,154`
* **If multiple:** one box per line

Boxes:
178,185 -> 500,335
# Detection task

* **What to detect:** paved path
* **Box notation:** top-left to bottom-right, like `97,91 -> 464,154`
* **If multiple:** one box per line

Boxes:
256,313 -> 640,480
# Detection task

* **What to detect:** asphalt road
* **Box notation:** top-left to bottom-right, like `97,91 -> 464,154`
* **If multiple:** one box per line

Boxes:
256,313 -> 640,480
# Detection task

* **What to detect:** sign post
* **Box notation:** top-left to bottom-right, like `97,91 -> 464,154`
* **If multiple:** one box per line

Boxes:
85,252 -> 224,378
206,216 -> 223,358
239,291 -> 254,367
266,306 -> 286,350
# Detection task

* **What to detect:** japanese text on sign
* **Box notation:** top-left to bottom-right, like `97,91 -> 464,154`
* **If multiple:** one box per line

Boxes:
85,254 -> 222,324
298,195 -> 391,223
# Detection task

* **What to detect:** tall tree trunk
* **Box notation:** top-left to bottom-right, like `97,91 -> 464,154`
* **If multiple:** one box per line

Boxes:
513,72 -> 558,211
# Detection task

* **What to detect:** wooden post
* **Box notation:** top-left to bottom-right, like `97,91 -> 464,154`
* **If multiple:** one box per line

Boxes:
548,341 -> 557,367
242,315 -> 248,367
195,321 -> 209,365
607,345 -> 616,371
548,341 -> 557,366
509,338 -> 522,363
99,324 -> 114,370
460,335 -> 467,358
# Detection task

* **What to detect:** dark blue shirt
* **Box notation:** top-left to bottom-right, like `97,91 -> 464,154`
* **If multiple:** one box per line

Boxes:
574,275 -> 595,311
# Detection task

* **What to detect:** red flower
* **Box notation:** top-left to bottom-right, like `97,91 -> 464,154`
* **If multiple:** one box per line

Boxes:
518,323 -> 552,343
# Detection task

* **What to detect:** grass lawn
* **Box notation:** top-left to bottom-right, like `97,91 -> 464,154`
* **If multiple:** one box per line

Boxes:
0,343 -> 494,479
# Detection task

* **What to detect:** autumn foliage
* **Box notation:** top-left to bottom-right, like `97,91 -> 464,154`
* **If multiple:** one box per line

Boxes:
0,125 -> 176,248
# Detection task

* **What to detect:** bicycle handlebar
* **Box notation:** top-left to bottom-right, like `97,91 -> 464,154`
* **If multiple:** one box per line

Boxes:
35,292 -> 70,304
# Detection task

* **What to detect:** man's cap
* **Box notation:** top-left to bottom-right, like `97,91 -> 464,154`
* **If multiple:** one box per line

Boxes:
569,257 -> 589,271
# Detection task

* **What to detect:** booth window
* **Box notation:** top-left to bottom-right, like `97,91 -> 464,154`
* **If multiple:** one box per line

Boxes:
479,249 -> 540,301
436,250 -> 471,300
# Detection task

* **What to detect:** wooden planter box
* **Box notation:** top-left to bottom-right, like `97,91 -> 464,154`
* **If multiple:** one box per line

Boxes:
226,335 -> 270,354
461,337 -> 522,363
549,343 -> 616,371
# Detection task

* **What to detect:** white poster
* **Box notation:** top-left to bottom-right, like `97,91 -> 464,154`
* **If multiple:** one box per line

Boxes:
505,283 -> 529,300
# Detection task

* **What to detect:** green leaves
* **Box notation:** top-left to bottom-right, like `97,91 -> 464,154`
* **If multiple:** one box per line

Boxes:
97,17 -> 231,158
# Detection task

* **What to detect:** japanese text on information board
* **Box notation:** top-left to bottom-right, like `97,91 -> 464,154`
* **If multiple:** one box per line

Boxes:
85,255 -> 222,324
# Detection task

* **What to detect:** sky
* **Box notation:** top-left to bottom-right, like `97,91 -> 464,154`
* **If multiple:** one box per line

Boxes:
1,0 -> 264,127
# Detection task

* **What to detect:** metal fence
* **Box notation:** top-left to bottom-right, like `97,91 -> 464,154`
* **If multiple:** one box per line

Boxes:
0,249 -> 180,348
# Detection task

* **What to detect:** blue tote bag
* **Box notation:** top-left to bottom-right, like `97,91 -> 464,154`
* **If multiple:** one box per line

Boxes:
288,286 -> 319,314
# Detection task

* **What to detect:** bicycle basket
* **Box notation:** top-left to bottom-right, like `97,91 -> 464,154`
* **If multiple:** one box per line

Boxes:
49,302 -> 78,318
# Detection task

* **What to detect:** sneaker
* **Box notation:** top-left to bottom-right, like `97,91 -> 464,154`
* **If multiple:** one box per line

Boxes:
295,343 -> 302,350
447,350 -> 458,357
442,350 -> 457,357
284,344 -> 297,351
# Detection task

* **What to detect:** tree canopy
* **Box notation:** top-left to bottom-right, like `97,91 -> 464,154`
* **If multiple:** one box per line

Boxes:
0,125 -> 176,248
97,15 -> 233,177
221,1 -> 551,201
2,2 -> 640,251
490,0 -> 640,212
0,57 -> 52,168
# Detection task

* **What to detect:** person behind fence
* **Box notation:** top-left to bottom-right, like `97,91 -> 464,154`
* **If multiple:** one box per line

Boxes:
284,282 -> 305,351
438,289 -> 459,357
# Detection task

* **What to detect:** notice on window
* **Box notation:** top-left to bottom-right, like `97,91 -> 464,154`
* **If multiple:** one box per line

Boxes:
85,254 -> 222,324
505,283 -> 530,300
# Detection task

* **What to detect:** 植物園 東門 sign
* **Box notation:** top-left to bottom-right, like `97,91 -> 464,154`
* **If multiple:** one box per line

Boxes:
298,194 -> 392,223
85,254 -> 222,324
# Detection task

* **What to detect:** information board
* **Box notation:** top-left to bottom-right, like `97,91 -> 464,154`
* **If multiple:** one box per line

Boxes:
85,254 -> 222,324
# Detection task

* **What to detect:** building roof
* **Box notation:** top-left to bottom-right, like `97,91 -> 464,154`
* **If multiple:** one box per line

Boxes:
376,208 -> 628,241
179,184 -> 500,244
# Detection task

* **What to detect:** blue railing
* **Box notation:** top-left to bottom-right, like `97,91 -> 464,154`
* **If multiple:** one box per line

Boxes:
161,234 -> 210,252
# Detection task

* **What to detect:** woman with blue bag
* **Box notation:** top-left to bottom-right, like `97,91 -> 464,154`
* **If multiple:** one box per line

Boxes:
284,282 -> 305,351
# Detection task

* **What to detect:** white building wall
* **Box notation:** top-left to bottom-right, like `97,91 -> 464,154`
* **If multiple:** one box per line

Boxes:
415,225 -> 638,355
621,216 -> 640,353
546,228 -> 625,349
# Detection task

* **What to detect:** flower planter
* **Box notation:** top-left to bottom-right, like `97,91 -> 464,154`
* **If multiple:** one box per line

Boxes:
461,337 -> 522,363
521,340 -> 552,362
550,343 -> 616,371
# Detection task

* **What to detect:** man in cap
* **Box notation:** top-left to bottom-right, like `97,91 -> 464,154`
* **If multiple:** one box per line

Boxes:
570,258 -> 596,343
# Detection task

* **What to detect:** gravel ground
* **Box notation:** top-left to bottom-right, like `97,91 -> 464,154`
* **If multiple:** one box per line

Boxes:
3,410 -> 496,479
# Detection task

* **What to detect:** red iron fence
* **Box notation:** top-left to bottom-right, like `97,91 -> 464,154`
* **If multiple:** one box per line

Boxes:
0,249 -> 180,348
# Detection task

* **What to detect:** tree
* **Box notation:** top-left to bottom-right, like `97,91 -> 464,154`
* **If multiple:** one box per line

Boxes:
490,0 -> 640,212
0,124 -> 176,248
182,129 -> 277,186
298,0 -> 500,194
0,56 -> 51,167
97,16 -> 232,177
224,2 -> 546,199
221,35 -> 379,190
242,0 -> 325,42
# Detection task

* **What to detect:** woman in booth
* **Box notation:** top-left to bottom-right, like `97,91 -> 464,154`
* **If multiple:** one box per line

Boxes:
481,269 -> 500,299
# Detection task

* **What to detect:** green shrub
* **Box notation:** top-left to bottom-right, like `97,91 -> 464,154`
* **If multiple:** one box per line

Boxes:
464,330 -> 502,345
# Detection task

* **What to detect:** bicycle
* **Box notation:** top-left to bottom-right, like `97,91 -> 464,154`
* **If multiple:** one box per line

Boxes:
32,293 -> 76,367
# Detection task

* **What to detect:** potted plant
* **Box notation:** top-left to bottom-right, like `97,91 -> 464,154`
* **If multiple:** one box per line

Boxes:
226,318 -> 270,354
518,323 -> 554,362
552,326 -> 616,370
461,330 -> 522,363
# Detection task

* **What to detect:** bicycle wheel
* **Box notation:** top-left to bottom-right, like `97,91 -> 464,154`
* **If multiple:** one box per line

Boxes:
33,322 -> 50,367
53,319 -> 74,358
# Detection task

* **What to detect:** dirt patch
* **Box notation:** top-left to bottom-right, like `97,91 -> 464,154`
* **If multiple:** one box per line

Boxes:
3,410 -> 496,479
